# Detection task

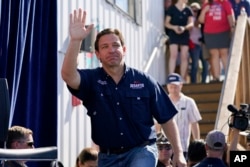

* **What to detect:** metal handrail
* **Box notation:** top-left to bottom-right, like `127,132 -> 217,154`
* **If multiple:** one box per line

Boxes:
0,146 -> 57,161
143,33 -> 168,73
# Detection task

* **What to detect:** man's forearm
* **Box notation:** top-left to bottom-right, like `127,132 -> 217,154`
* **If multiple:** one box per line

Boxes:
191,122 -> 200,140
61,39 -> 81,89
161,118 -> 183,153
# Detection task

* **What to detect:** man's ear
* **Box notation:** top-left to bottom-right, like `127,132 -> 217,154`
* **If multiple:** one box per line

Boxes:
205,144 -> 209,150
95,50 -> 100,59
123,45 -> 126,53
224,144 -> 228,151
11,141 -> 19,149
95,51 -> 102,62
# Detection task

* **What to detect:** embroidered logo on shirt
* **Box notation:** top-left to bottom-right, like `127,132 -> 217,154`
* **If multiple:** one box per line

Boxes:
97,80 -> 107,85
130,81 -> 144,89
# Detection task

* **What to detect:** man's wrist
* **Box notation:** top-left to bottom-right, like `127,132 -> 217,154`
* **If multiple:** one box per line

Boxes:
173,148 -> 184,154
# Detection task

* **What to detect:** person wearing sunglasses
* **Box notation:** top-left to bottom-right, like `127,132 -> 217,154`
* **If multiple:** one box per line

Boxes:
3,125 -> 34,167
156,133 -> 173,167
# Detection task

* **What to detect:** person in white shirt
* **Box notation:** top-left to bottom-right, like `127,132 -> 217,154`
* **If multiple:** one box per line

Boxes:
166,73 -> 202,159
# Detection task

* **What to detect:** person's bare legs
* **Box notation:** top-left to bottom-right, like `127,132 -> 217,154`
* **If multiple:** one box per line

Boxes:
180,45 -> 189,81
219,48 -> 229,73
169,44 -> 179,74
209,49 -> 220,80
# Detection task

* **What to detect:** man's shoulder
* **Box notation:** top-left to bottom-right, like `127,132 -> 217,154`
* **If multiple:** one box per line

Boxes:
156,160 -> 165,167
243,0 -> 250,5
1,161 -> 26,167
79,67 -> 101,72
78,67 -> 104,77
126,66 -> 142,73
194,157 -> 227,167
180,93 -> 196,102
241,0 -> 250,3
125,66 -> 151,79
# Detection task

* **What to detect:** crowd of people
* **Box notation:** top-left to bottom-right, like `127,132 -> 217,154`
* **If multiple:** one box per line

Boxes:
1,124 -> 249,167
164,0 -> 250,83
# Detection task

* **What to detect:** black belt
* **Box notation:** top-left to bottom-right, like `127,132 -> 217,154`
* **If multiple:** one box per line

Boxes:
99,140 -> 155,155
100,146 -> 132,155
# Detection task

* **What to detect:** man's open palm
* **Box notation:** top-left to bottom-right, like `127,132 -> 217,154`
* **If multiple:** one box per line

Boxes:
69,8 -> 94,41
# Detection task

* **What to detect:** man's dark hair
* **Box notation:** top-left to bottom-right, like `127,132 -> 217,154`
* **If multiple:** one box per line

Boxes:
75,147 -> 98,167
6,125 -> 33,148
188,139 -> 206,164
94,28 -> 125,51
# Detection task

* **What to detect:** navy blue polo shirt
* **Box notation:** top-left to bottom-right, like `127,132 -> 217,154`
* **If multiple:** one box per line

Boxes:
3,161 -> 28,167
193,157 -> 227,167
230,0 -> 250,19
68,66 -> 177,149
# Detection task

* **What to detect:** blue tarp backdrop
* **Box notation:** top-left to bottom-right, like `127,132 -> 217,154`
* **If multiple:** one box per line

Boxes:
0,0 -> 57,166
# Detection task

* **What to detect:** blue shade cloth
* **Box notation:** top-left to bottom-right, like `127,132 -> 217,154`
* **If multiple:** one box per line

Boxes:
0,79 -> 10,146
0,0 -> 57,166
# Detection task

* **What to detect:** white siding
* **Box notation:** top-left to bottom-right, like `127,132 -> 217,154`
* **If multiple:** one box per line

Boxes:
57,0 -> 166,166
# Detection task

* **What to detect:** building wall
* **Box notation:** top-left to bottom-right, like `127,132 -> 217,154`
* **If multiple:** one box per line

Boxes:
57,0 -> 166,166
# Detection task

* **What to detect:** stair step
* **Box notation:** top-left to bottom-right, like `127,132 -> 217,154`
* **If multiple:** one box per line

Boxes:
182,82 -> 222,140
182,82 -> 223,94
186,92 -> 221,103
200,111 -> 217,122
197,102 -> 219,112
200,122 -> 215,139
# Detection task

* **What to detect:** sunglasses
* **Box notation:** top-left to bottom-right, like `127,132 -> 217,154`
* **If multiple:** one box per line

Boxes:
17,140 -> 34,147
26,142 -> 34,147
158,145 -> 172,150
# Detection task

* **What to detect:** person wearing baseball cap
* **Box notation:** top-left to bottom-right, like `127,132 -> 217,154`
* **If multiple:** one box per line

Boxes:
167,73 -> 183,85
194,130 -> 228,167
206,130 -> 226,150
165,73 -> 202,160
156,132 -> 173,167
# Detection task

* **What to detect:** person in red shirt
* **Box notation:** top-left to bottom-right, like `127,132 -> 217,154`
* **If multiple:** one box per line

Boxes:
198,0 -> 235,82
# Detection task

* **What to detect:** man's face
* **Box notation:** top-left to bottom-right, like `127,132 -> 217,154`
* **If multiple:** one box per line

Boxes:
167,83 -> 182,96
246,142 -> 250,151
95,33 -> 126,68
78,160 -> 97,167
157,144 -> 173,161
14,134 -> 34,149
191,6 -> 199,16
164,0 -> 172,9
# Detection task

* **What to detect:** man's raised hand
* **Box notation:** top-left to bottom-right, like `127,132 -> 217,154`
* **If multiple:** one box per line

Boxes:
69,8 -> 94,41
